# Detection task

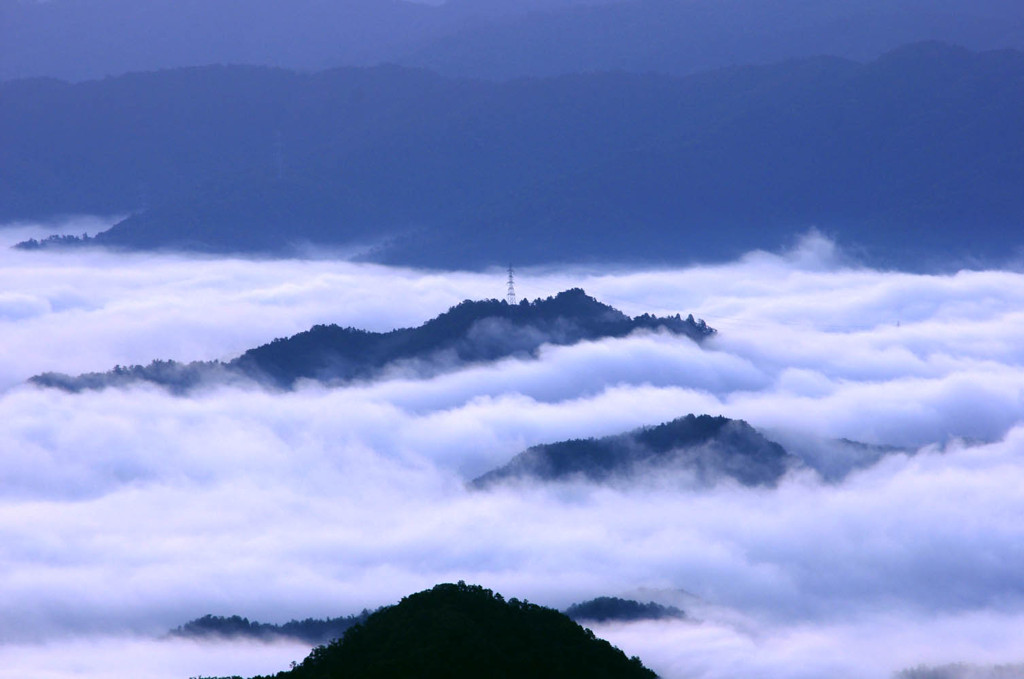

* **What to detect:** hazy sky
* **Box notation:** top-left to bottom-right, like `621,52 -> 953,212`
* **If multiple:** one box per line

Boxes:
1,220 -> 1023,678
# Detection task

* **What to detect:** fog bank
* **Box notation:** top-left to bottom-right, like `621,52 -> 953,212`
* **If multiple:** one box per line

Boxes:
2,223 -> 1023,677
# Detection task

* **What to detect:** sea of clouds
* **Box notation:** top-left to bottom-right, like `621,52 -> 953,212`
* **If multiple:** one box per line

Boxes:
1,220 -> 1023,678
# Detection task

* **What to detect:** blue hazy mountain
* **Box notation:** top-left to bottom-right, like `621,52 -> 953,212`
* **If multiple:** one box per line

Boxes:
3,0 -> 1021,82
404,0 -> 1024,79
0,0 -> 610,82
30,289 -> 714,392
7,43 -> 1023,268
471,414 -> 797,488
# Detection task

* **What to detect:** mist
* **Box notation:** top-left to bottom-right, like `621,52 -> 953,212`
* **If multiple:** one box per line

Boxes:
2,222 -> 1024,677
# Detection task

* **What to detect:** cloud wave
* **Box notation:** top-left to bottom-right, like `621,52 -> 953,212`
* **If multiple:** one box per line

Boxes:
2,223 -> 1023,677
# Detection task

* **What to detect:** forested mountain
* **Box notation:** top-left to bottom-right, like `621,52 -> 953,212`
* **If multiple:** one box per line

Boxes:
473,414 -> 797,488
242,582 -> 658,679
6,43 -> 1024,268
565,597 -> 686,623
3,0 -> 1021,82
170,611 -> 372,645
31,289 -> 714,392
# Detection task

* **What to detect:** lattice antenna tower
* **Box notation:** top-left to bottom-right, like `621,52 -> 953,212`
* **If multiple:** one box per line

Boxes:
506,264 -> 516,305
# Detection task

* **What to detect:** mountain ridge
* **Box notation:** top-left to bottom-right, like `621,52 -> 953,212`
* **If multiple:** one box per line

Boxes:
8,43 -> 1023,269
4,0 -> 1022,82
30,289 -> 715,392
402,0 -> 1024,79
472,414 -> 797,488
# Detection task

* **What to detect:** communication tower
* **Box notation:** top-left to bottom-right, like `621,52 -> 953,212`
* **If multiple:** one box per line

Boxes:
506,264 -> 516,305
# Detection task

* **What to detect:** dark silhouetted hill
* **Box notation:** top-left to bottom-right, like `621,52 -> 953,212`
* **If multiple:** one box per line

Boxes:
243,582 -> 658,679
7,44 -> 1024,268
565,597 -> 686,623
30,289 -> 714,392
472,414 -> 796,488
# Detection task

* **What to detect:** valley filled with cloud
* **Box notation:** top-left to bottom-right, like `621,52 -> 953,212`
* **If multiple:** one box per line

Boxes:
2,221 -> 1023,678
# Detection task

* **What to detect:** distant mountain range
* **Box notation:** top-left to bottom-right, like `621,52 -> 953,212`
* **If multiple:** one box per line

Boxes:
0,0 -> 610,82
473,414 -> 797,488
6,42 -> 1023,268
3,0 -> 1022,81
404,0 -> 1024,80
30,289 -> 714,392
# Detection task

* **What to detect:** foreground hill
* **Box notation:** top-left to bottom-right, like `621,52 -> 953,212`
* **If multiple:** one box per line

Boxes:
7,43 -> 1024,268
31,289 -> 714,392
473,414 -> 796,488
244,582 -> 658,679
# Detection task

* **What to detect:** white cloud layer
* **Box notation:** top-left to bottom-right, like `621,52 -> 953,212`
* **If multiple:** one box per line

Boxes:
2,223 -> 1023,677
